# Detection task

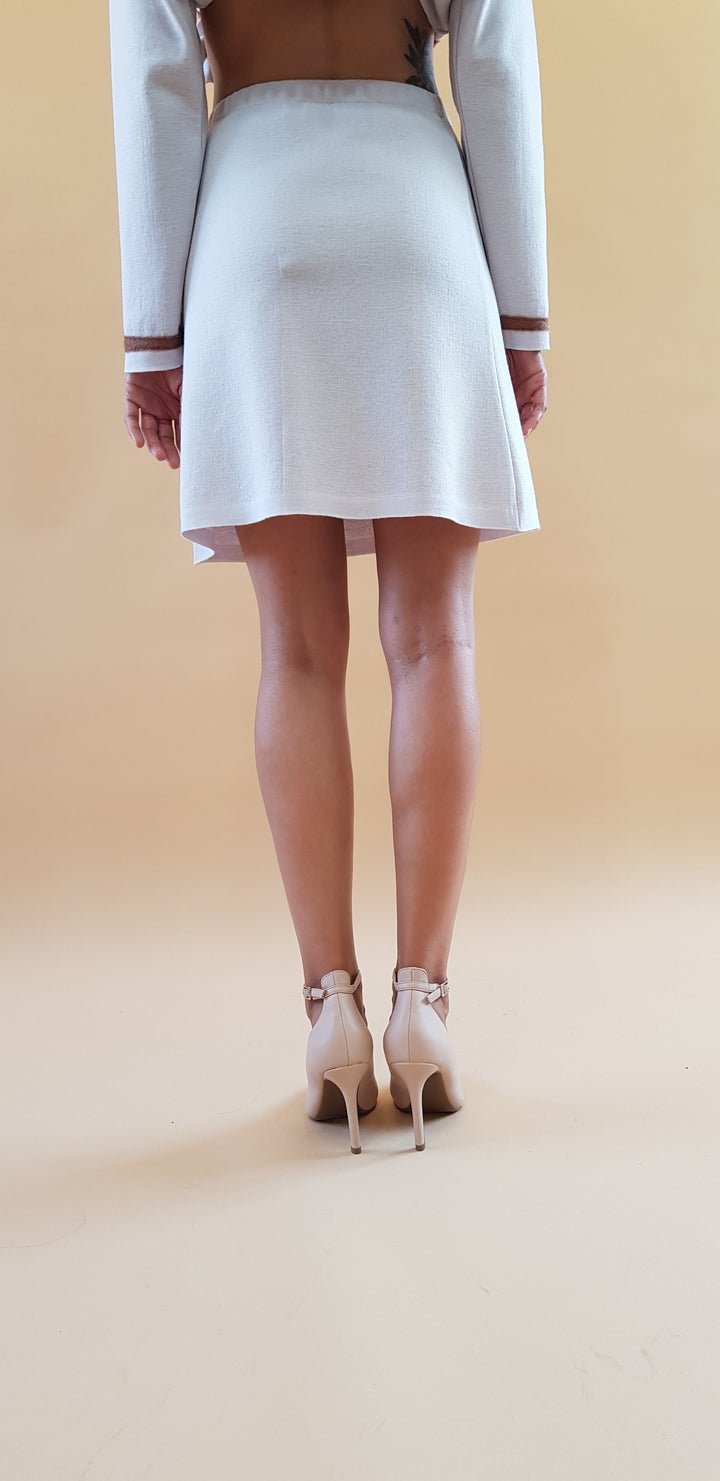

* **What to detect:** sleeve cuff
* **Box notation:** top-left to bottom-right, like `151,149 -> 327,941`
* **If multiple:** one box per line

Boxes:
500,315 -> 550,352
124,345 -> 184,374
502,329 -> 550,352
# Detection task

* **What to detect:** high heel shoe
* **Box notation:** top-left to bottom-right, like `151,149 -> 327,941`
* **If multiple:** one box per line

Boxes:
383,966 -> 464,1150
304,968 -> 378,1154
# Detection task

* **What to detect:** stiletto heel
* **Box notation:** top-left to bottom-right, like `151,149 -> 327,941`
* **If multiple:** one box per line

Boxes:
383,967 -> 464,1150
388,1062 -> 439,1150
304,969 -> 378,1154
323,1062 -> 373,1154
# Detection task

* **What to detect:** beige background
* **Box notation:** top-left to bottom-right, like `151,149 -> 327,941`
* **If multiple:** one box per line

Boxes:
1,3 -> 718,1478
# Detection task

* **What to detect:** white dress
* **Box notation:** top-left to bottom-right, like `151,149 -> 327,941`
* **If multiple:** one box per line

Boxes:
108,0 -> 550,565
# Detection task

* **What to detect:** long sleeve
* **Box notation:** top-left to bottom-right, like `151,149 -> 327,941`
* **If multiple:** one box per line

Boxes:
108,0 -> 210,373
447,0 -> 550,351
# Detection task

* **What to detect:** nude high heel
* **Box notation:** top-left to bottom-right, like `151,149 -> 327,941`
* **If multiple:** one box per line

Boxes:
383,966 -> 464,1150
304,969 -> 378,1154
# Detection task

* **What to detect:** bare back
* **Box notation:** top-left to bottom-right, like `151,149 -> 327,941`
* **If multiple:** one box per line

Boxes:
201,0 -> 438,106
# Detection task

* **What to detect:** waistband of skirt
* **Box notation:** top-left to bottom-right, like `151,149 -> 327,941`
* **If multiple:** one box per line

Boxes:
209,77 -> 450,131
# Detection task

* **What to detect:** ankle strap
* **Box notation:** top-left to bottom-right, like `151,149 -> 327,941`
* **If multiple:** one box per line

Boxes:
303,968 -> 361,1001
393,969 -> 449,1004
395,981 -> 448,1004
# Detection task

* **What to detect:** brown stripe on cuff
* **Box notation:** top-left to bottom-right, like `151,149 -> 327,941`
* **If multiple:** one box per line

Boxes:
124,333 -> 183,352
500,316 -> 549,333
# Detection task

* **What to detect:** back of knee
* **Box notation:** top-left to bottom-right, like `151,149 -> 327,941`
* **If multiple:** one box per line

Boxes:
379,615 -> 475,674
261,615 -> 349,682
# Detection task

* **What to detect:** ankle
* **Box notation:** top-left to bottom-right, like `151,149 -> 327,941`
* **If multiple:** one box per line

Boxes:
303,965 -> 363,1026
394,961 -> 448,984
392,966 -> 451,1024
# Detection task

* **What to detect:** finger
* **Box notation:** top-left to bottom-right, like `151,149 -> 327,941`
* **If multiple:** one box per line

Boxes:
141,412 -> 167,462
158,419 -> 180,469
125,402 -> 144,449
522,404 -> 545,437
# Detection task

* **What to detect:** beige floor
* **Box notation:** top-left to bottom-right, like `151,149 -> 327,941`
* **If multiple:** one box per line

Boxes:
2,811 -> 718,1480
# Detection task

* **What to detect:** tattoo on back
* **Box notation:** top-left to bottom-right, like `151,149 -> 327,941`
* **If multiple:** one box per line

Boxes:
403,19 -> 437,94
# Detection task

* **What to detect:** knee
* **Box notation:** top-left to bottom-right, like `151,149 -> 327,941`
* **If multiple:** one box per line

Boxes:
379,605 -> 475,678
260,611 -> 349,684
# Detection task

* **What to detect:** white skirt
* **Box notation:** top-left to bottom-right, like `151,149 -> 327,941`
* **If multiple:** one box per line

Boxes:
179,77 -> 541,564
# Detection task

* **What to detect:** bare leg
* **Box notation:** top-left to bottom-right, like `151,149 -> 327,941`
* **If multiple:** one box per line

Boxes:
238,515 -> 362,1025
373,517 -> 482,1020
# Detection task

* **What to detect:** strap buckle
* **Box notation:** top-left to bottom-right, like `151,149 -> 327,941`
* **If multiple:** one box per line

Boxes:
302,984 -> 327,1001
425,981 -> 449,1004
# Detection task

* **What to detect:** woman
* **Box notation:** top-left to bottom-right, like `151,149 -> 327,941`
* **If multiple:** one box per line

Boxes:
108,0 -> 550,1154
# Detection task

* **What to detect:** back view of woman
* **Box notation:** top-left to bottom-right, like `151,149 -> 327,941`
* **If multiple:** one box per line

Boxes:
108,0 -> 550,1153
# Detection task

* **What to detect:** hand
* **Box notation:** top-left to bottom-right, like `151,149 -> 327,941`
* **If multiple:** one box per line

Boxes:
124,368 -> 183,468
505,348 -> 547,437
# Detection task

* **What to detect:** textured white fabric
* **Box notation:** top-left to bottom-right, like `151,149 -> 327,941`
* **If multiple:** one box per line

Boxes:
420,0 -> 550,347
108,0 -> 550,371
177,78 -> 541,564
445,0 -> 550,349
108,0 -> 209,373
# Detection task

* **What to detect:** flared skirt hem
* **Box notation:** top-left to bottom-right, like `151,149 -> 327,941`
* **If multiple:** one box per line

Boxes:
184,507 -> 541,565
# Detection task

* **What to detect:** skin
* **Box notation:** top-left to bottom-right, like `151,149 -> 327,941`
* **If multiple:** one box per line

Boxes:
202,1 -> 442,104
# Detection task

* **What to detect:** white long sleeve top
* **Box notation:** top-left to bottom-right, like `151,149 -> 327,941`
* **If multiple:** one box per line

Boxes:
109,0 -> 550,374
